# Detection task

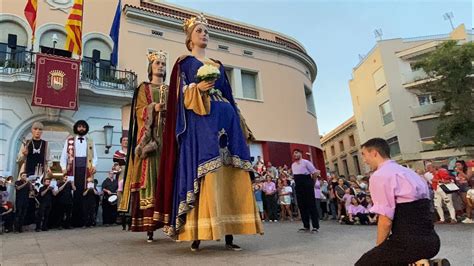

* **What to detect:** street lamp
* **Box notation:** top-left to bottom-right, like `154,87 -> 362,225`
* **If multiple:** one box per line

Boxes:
52,33 -> 58,55
103,124 -> 114,154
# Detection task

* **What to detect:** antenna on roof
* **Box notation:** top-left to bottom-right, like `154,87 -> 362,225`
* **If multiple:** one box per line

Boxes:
374,28 -> 383,41
443,12 -> 455,30
358,54 -> 365,61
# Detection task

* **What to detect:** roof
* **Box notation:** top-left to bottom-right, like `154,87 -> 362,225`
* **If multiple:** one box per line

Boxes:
320,116 -> 356,144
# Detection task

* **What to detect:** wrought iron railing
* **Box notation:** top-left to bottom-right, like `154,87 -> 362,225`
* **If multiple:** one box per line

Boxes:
0,50 -> 137,91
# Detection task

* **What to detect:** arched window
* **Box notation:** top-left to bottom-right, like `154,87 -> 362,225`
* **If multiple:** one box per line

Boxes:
39,29 -> 70,57
83,37 -> 113,81
0,20 -> 28,67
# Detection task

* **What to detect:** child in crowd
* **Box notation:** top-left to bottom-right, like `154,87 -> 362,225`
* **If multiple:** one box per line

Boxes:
462,179 -> 474,224
344,197 -> 369,225
253,179 -> 264,221
365,196 -> 377,225
83,177 -> 99,227
278,179 -> 293,221
36,178 -> 54,232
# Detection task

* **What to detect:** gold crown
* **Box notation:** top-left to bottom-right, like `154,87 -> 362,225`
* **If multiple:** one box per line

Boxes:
49,70 -> 65,77
147,50 -> 167,63
183,13 -> 208,33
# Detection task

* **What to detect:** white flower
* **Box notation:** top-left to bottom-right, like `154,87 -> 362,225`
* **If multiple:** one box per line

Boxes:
197,64 -> 220,77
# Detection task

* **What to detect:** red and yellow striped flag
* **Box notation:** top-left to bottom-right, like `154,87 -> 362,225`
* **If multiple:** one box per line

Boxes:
65,0 -> 84,56
24,0 -> 38,37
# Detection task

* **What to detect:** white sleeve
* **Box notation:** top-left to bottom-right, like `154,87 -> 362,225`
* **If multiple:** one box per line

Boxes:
60,139 -> 69,170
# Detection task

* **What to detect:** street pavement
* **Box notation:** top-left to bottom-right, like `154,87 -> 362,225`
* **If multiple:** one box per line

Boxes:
1,220 -> 472,265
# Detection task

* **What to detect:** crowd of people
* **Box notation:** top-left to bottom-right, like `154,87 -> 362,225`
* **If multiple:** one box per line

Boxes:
0,164 -> 123,233
252,156 -> 474,227
252,157 -> 377,226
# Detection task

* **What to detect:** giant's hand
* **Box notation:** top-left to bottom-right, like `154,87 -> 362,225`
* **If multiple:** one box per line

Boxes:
196,80 -> 215,92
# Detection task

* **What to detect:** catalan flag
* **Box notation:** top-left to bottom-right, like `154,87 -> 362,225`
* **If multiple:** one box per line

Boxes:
65,0 -> 84,56
24,0 -> 37,38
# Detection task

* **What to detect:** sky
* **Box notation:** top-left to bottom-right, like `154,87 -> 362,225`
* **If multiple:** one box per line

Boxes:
166,0 -> 473,135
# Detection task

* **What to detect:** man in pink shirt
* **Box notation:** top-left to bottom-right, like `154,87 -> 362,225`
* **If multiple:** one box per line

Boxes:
356,138 -> 443,265
291,149 -> 320,232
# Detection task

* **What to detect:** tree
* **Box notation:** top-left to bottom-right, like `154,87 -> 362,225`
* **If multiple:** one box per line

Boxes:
415,40 -> 474,149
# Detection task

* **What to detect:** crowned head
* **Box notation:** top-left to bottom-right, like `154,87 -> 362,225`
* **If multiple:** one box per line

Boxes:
183,13 -> 209,52
147,51 -> 167,81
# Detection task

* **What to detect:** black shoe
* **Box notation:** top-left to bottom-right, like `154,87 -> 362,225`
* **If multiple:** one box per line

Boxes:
298,228 -> 310,232
311,228 -> 319,233
35,228 -> 41,232
225,244 -> 242,251
147,236 -> 153,243
191,240 -> 201,252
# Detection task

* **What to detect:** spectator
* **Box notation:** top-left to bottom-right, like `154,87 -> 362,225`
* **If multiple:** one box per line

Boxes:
278,179 -> 293,221
328,173 -> 339,220
365,196 -> 377,225
253,179 -> 264,221
55,175 -> 76,229
262,175 -> 278,222
335,178 -> 347,219
433,168 -> 457,224
102,171 -> 118,226
344,197 -> 369,225
314,175 -> 325,220
461,179 -> 474,224
36,178 -> 54,232
455,160 -> 471,214
83,177 -> 98,227
15,172 -> 32,233
266,162 -> 279,179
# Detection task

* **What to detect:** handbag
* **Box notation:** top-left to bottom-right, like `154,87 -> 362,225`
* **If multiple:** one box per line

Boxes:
439,183 -> 460,194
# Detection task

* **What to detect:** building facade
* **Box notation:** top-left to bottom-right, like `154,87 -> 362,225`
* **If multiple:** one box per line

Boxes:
0,0 -> 324,180
321,116 -> 365,177
349,24 -> 473,169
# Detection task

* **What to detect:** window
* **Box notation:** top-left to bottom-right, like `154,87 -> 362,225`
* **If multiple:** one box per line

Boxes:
353,155 -> 361,175
339,140 -> 345,152
243,50 -> 253,56
323,150 -> 328,161
305,85 -> 316,115
241,71 -> 258,99
342,159 -> 349,176
409,62 -> 421,71
334,163 -> 340,176
349,135 -> 356,147
387,136 -> 401,157
218,44 -> 229,51
379,101 -> 393,125
373,67 -> 387,91
417,94 -> 437,106
331,145 -> 335,156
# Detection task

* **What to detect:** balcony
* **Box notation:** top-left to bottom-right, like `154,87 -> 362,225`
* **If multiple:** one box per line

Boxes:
0,51 -> 137,92
401,69 -> 429,88
410,102 -> 444,119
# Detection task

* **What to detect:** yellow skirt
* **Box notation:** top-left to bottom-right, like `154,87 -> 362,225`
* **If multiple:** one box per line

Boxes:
178,166 -> 264,241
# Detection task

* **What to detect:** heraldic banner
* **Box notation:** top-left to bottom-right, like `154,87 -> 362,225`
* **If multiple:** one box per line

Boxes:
31,53 -> 80,110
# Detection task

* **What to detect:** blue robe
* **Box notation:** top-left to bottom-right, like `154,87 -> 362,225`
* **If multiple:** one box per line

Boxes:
169,56 -> 252,236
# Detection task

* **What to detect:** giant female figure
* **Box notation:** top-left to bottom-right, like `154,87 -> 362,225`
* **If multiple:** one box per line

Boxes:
157,14 -> 263,251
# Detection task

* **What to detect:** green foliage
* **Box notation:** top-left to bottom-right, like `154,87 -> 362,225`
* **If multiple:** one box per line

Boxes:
414,40 -> 474,148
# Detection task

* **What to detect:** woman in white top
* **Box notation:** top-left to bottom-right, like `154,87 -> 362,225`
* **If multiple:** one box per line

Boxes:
278,179 -> 293,221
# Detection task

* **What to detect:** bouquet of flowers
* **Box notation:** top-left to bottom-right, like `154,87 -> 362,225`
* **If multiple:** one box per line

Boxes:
196,64 -> 220,82
196,64 -> 221,95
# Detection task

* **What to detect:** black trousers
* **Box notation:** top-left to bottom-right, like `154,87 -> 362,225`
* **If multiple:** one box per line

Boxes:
294,175 -> 319,229
15,203 -> 28,231
36,204 -> 52,230
356,234 -> 440,265
102,200 -> 117,225
264,194 -> 278,220
72,164 -> 87,227
83,202 -> 96,227
58,203 -> 73,228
